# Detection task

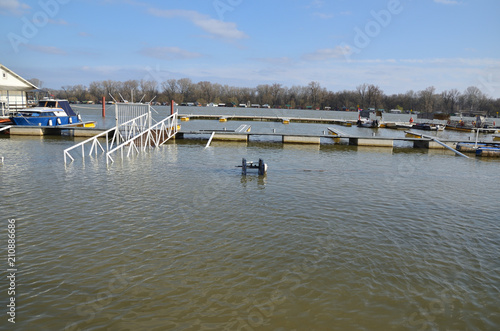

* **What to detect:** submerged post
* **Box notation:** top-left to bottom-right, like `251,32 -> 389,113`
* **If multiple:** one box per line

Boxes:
242,158 -> 247,175
102,96 -> 106,117
258,158 -> 266,175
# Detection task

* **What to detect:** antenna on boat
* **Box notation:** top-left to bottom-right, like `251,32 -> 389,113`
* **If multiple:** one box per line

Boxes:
108,93 -> 118,104
118,93 -> 126,103
138,94 -> 146,104
148,95 -> 157,104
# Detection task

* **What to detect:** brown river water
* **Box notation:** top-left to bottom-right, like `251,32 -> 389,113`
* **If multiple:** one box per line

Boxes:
0,105 -> 499,330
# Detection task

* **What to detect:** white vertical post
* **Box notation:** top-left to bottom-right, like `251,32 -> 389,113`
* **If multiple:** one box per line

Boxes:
474,128 -> 480,149
148,104 -> 152,129
115,103 -> 119,133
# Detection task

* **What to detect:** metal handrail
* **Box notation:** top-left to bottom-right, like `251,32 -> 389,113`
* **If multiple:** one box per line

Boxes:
64,111 -> 178,165
63,113 -> 149,164
106,112 -> 177,164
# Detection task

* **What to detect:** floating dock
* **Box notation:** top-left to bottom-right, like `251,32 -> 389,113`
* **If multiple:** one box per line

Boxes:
177,129 -> 490,152
177,114 -> 356,126
1,122 -> 98,136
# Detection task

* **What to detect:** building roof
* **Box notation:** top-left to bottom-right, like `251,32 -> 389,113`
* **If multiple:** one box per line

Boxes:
0,63 -> 38,91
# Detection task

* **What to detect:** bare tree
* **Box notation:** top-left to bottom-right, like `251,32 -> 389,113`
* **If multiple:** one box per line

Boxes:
29,78 -> 43,89
463,86 -> 483,113
197,81 -> 215,103
177,78 -> 194,102
269,83 -> 283,107
419,86 -> 436,114
367,84 -> 383,110
356,83 -> 368,109
441,89 -> 460,114
161,79 -> 179,103
47,77 -> 499,115
308,81 -> 322,108
140,79 -> 158,103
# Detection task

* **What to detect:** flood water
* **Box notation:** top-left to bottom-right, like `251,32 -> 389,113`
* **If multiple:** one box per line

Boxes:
0,105 -> 499,330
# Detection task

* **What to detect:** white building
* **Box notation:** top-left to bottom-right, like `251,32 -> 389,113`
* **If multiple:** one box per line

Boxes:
1,63 -> 38,116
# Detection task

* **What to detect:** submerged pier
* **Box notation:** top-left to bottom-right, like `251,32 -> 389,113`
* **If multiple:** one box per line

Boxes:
177,129 -> 484,151
177,114 -> 355,126
63,103 -> 178,165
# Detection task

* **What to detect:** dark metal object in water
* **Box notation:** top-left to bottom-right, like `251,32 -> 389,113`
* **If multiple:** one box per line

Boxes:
239,158 -> 267,175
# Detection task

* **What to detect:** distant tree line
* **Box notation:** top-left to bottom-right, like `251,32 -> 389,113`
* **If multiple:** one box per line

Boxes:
41,78 -> 500,116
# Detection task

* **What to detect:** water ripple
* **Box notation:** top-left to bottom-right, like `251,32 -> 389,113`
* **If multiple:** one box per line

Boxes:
1,134 -> 499,330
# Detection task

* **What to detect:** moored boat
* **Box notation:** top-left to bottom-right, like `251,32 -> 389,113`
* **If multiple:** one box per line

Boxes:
10,99 -> 84,126
357,118 -> 380,128
445,124 -> 474,132
411,123 -> 445,131
385,122 -> 413,130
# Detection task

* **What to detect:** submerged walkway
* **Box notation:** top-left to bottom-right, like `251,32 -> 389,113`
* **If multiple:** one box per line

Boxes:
178,128 -> 491,149
178,114 -> 356,126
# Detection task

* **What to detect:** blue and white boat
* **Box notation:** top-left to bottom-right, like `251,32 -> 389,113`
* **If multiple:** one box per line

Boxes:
10,99 -> 82,126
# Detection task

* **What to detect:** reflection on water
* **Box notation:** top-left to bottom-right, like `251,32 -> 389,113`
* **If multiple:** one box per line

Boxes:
1,113 -> 499,330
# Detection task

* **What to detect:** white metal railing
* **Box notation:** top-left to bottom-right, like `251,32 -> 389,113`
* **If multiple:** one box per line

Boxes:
63,112 -> 177,165
105,111 -> 178,164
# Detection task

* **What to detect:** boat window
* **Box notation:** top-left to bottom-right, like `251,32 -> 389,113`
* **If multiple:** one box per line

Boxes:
46,101 -> 57,108
19,112 -> 36,117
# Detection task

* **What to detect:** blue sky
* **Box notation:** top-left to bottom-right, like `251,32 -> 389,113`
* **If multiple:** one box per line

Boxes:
1,0 -> 500,98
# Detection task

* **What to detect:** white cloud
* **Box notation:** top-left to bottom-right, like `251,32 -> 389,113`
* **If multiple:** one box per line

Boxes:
0,0 -> 30,14
32,17 -> 68,25
434,0 -> 460,5
398,58 -> 500,67
307,0 -> 325,9
313,12 -> 334,19
25,44 -> 66,55
302,46 -> 351,61
147,9 -> 248,40
140,47 -> 203,60
80,65 -> 128,76
253,57 -> 294,66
